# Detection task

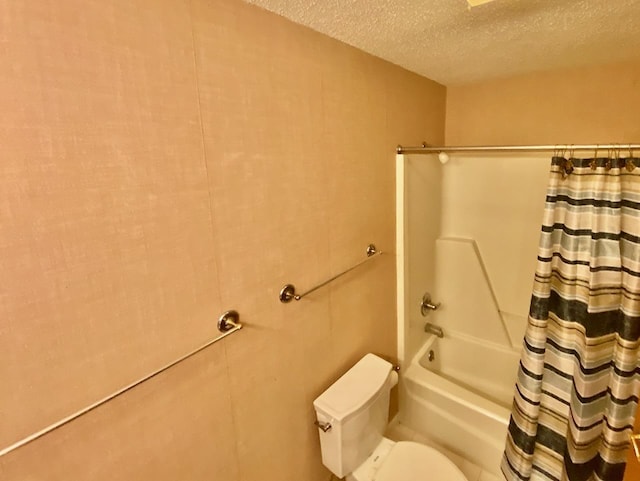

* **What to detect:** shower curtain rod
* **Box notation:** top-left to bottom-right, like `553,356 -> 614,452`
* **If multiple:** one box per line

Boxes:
396,143 -> 640,155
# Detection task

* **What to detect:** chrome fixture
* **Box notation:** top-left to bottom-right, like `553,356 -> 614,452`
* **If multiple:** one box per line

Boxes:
279,244 -> 382,303
396,143 -> 640,155
314,420 -> 332,433
420,292 -> 441,317
218,310 -> 241,332
424,323 -> 444,338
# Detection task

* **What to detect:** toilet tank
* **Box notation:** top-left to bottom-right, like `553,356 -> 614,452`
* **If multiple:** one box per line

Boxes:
313,354 -> 395,478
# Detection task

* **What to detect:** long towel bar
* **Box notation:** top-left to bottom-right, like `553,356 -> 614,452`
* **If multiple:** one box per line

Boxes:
279,244 -> 382,303
0,310 -> 243,458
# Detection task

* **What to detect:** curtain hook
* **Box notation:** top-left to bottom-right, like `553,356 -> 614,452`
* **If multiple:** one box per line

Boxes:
558,145 -> 572,180
591,145 -> 598,170
626,158 -> 636,172
627,144 -> 636,172
553,145 -> 564,178
565,158 -> 574,178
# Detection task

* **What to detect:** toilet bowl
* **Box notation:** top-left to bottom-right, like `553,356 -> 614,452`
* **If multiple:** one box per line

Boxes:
356,439 -> 467,481
313,354 -> 468,480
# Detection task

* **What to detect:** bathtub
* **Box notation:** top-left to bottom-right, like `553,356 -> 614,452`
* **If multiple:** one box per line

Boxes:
400,332 -> 521,475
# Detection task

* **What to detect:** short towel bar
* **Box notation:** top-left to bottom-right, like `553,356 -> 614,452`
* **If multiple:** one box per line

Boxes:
279,244 -> 382,303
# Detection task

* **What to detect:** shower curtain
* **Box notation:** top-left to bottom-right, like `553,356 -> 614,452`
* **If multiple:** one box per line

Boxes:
502,156 -> 640,481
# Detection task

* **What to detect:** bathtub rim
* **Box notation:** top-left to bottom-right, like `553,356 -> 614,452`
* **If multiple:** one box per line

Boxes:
407,333 -> 513,426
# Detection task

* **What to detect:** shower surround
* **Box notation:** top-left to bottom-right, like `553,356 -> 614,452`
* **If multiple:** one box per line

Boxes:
396,153 -> 550,475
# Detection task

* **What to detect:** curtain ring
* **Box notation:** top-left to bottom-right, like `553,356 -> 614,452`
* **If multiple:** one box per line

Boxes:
558,145 -> 572,180
553,146 -> 562,177
565,158 -> 574,177
591,145 -> 598,170
626,158 -> 635,172
554,146 -> 565,178
626,144 -> 636,172
627,144 -> 636,172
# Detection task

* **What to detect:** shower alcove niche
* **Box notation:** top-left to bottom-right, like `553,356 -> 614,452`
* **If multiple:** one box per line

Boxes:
396,150 -> 555,475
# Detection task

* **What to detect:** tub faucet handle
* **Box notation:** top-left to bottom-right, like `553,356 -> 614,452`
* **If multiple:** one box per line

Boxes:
421,292 -> 441,317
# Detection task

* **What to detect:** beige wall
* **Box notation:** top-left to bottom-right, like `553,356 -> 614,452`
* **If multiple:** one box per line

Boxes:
446,61 -> 640,145
0,0 -> 445,480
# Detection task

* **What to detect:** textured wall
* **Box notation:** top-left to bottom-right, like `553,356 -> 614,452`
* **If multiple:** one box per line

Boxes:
0,0 -> 445,479
446,61 -> 640,145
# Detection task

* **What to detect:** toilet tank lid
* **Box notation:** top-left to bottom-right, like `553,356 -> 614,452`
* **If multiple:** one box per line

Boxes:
313,353 -> 392,421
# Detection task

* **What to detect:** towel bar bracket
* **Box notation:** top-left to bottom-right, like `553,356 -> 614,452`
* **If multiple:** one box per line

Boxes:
279,284 -> 299,303
218,310 -> 241,332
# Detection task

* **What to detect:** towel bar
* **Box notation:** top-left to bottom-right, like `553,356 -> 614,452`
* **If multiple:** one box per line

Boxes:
0,310 -> 243,458
279,244 -> 382,303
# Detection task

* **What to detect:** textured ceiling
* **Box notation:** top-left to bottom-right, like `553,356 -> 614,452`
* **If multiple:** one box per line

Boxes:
243,0 -> 640,85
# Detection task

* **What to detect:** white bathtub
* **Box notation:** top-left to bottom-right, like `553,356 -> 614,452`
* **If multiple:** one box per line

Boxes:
400,332 -> 521,476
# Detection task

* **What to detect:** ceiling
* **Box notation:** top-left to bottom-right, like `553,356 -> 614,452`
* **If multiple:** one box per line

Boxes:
243,0 -> 640,85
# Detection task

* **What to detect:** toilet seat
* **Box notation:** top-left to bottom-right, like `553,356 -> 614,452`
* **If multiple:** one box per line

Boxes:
374,441 -> 468,481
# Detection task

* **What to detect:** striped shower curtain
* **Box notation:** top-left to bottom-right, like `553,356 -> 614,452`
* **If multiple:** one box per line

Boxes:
502,156 -> 640,481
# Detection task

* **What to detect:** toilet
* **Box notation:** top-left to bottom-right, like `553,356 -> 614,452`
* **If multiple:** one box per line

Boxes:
313,353 -> 468,481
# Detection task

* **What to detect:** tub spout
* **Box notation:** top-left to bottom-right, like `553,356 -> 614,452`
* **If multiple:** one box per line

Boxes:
424,322 -> 444,338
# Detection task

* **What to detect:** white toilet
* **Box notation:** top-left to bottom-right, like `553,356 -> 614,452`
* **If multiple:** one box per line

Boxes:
313,353 -> 468,481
